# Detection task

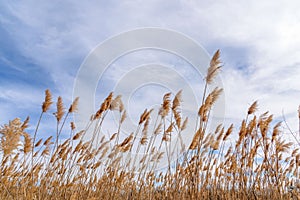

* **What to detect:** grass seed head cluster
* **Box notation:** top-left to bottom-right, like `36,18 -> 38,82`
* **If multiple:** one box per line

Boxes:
1,50 -> 300,200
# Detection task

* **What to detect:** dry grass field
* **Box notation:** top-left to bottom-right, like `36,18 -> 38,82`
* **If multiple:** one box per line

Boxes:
1,51 -> 300,199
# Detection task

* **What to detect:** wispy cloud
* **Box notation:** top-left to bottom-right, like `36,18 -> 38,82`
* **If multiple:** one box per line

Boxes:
0,0 -> 299,140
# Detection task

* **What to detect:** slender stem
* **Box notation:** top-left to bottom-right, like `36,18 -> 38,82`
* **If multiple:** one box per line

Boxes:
31,112 -> 43,183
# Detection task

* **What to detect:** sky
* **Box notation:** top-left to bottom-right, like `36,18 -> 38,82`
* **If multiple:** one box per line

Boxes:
1,1 -> 300,145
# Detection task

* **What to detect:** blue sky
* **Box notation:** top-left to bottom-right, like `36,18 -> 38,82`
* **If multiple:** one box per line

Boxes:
1,1 -> 300,142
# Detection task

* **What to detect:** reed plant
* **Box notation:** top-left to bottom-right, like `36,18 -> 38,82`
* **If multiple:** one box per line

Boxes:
1,50 -> 299,199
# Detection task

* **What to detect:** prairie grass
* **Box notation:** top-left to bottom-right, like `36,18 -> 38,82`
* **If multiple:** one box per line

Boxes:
1,50 -> 300,199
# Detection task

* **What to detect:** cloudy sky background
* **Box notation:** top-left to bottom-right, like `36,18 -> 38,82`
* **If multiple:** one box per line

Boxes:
1,1 -> 300,142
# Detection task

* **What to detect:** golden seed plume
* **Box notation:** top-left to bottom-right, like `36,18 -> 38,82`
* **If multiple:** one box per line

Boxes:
223,124 -> 234,141
139,109 -> 153,125
110,95 -> 122,111
154,123 -> 162,135
55,96 -> 65,122
141,118 -> 149,145
189,129 -> 203,150
271,122 -> 281,142
166,122 -> 174,133
41,145 -> 50,156
118,133 -> 133,147
110,133 -> 117,141
22,132 -> 32,154
43,136 -> 53,146
211,87 -> 223,104
73,130 -> 84,140
21,116 -> 30,131
248,101 -> 258,115
42,89 -> 53,112
94,92 -> 113,120
216,127 -> 225,142
68,97 -> 79,113
0,118 -> 22,156
172,90 -> 182,111
206,50 -> 222,84
35,139 -> 43,147
159,92 -> 172,118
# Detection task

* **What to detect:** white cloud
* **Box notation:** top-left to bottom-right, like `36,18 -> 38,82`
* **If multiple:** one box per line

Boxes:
1,0 -> 300,140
